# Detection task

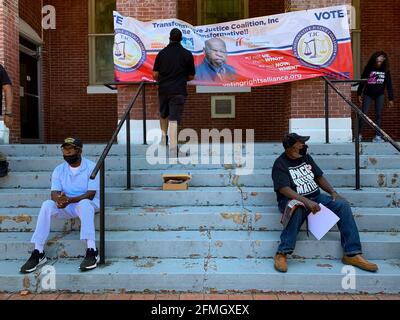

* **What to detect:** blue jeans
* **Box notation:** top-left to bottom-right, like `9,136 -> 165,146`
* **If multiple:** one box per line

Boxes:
358,94 -> 385,137
277,193 -> 362,256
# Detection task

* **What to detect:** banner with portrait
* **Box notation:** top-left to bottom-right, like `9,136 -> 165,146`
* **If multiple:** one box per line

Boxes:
113,5 -> 353,87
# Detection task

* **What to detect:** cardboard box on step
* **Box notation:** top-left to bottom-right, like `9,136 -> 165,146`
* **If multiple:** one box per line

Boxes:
162,174 -> 192,191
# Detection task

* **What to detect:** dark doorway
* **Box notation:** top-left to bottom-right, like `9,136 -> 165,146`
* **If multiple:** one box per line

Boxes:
20,39 -> 41,142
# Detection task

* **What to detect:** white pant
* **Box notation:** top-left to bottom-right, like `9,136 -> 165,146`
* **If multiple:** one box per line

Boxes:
31,199 -> 99,245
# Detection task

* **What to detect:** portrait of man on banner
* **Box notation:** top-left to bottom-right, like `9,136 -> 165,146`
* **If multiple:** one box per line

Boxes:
195,37 -> 237,83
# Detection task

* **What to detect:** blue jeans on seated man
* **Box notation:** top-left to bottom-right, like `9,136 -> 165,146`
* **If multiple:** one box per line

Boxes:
277,193 -> 362,256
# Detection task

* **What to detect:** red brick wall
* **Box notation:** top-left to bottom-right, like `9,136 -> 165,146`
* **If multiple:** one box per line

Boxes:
356,0 -> 400,140
12,0 -> 396,143
0,0 -> 20,143
249,0 -> 284,17
42,0 -> 117,143
183,85 -> 290,142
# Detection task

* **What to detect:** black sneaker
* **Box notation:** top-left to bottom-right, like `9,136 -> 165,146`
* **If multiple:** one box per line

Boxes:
20,249 -> 47,273
80,248 -> 99,271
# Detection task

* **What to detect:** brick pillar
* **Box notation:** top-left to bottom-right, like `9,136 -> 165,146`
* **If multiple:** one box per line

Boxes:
116,0 -> 178,144
0,0 -> 19,143
285,0 -> 353,142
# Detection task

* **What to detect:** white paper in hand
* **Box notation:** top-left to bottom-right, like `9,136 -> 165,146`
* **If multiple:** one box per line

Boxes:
307,204 -> 340,240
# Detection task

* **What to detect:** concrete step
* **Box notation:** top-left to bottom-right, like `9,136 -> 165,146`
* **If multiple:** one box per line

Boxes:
6,155 -> 400,172
1,230 -> 399,260
0,188 -> 399,208
0,257 -> 399,293
1,169 -> 399,189
1,206 -> 399,233
1,142 -> 400,157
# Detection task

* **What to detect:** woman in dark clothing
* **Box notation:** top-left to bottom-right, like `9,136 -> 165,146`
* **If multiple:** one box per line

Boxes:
357,51 -> 394,142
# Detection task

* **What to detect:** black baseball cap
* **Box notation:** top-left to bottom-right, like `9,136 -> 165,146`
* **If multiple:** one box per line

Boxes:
282,133 -> 310,149
61,137 -> 83,148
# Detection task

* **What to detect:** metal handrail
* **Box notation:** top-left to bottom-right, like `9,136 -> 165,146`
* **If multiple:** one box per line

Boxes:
89,81 -> 147,265
322,76 -> 400,190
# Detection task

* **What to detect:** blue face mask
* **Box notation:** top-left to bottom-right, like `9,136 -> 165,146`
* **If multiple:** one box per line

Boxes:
299,144 -> 308,156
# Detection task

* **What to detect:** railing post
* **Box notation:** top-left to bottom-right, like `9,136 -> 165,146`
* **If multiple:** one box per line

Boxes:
142,83 -> 147,145
126,108 -> 131,190
324,79 -> 330,144
354,112 -> 361,190
99,162 -> 105,264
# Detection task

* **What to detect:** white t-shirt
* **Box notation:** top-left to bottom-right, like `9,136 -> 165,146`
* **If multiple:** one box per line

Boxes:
51,158 -> 100,207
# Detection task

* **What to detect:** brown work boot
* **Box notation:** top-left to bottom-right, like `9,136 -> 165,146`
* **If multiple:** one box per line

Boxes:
342,254 -> 378,272
274,253 -> 288,273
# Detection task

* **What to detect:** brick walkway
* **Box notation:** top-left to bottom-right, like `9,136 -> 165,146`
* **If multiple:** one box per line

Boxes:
1,292 -> 399,300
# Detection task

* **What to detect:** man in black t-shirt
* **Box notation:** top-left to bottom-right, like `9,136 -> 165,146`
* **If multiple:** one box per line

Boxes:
152,28 -> 195,158
271,133 -> 378,273
0,64 -> 13,177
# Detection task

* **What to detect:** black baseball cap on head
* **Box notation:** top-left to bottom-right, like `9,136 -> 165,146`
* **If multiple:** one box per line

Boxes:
61,137 -> 83,149
282,133 -> 310,149
169,28 -> 182,42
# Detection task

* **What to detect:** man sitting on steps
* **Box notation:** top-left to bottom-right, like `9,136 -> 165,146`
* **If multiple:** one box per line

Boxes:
20,137 -> 100,273
271,133 -> 378,273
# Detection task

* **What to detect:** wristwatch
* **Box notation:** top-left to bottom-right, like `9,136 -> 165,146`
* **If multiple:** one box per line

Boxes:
4,113 -> 13,117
